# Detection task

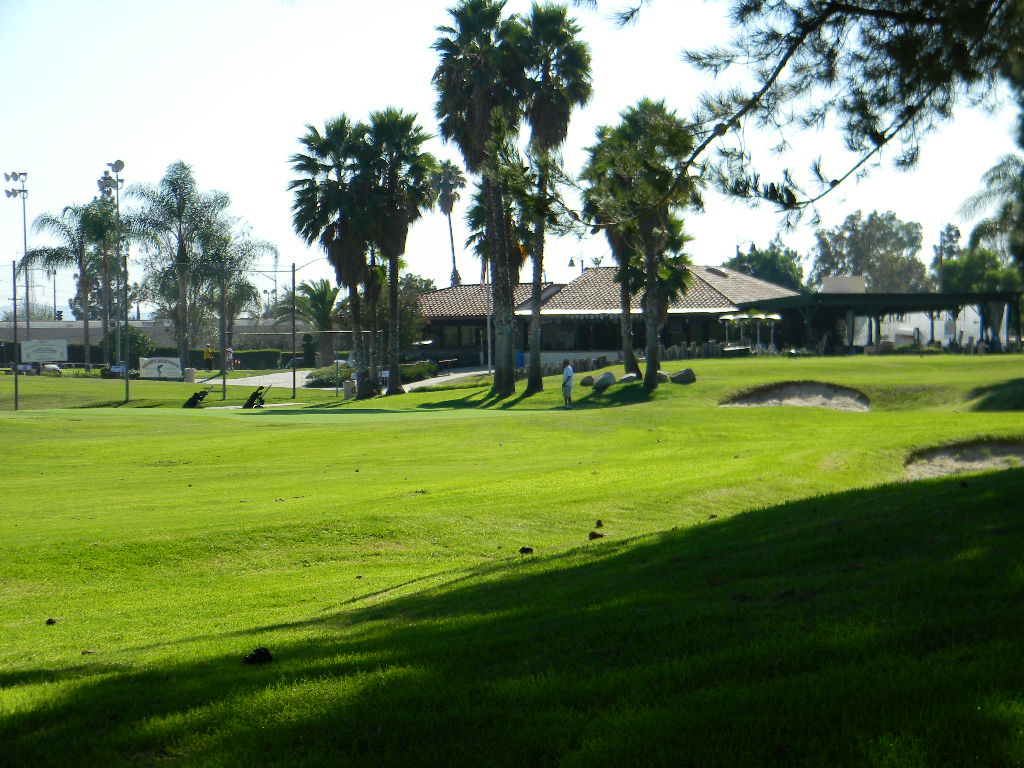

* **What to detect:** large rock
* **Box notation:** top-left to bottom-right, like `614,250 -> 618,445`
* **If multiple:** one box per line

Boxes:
620,373 -> 640,384
657,370 -> 669,383
580,374 -> 595,387
593,371 -> 616,390
670,368 -> 697,385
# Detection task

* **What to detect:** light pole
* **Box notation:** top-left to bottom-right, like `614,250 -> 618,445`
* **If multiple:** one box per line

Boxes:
98,160 -> 128,401
5,171 -> 29,337
10,261 -> 18,410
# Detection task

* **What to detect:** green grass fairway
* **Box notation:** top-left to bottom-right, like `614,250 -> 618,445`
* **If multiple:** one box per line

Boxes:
1,356 -> 1023,766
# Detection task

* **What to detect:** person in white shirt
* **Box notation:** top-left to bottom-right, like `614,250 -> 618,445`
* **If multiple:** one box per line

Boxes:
561,359 -> 574,410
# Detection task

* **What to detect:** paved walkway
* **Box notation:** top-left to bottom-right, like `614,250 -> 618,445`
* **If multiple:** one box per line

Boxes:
222,366 -> 487,394
211,370 -> 311,388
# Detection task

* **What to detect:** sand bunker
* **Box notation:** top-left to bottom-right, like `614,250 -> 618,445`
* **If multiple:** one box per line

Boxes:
721,381 -> 870,412
905,441 -> 1024,480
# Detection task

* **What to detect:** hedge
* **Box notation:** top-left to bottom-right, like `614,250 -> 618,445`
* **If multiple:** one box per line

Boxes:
234,349 -> 282,369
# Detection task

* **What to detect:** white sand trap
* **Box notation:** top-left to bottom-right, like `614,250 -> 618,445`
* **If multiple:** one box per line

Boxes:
905,442 -> 1024,480
721,381 -> 870,412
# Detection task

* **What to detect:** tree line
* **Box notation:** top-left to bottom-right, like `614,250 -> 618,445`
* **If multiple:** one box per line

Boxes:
297,0 -> 1022,398
727,196 -> 1022,296
18,161 -> 278,369
17,0 -> 1023,383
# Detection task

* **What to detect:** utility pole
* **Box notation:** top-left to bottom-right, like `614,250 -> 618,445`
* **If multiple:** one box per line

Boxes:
11,261 -> 19,410
4,172 -> 29,338
99,161 -> 128,401
220,256 -> 227,399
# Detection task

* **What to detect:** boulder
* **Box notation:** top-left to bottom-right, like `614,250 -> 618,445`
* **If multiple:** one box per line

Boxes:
580,374 -> 595,386
670,368 -> 697,384
657,370 -> 669,383
593,371 -> 616,390
620,373 -> 640,383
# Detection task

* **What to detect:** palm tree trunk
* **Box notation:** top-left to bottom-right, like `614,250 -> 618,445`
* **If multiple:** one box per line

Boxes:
78,256 -> 91,369
485,174 -> 516,397
447,213 -> 461,286
619,272 -> 641,375
176,251 -> 189,370
526,160 -> 548,394
318,331 -> 334,367
350,284 -> 370,400
386,251 -> 405,395
643,248 -> 660,390
370,259 -> 382,397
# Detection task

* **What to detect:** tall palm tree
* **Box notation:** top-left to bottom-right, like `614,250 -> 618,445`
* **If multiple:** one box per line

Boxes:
224,277 -> 260,345
581,99 -> 696,389
580,185 -> 642,375
199,226 -> 276,371
431,159 -> 467,286
361,107 -> 438,396
272,279 -> 342,364
290,116 -> 377,397
130,161 -> 232,366
433,0 -> 526,396
85,196 -> 127,365
959,153 -> 1023,259
20,204 -> 98,367
521,2 -> 592,393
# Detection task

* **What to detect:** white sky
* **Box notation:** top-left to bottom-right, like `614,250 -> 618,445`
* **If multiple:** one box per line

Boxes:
1,0 -> 1018,316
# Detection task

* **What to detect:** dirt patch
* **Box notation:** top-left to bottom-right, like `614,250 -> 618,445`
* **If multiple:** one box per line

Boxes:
905,440 -> 1024,480
721,380 -> 870,412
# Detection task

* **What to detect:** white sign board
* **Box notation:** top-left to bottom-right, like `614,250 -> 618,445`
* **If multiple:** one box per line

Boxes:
21,340 -> 68,363
139,357 -> 182,379
821,276 -> 867,294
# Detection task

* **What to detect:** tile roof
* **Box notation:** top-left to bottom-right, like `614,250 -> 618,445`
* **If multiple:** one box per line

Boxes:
533,266 -> 796,315
419,266 -> 798,319
692,265 -> 799,305
418,282 -> 561,319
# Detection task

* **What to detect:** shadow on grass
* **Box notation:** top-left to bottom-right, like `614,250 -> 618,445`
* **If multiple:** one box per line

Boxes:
576,381 -> 655,408
969,377 -> 1024,411
4,471 -> 1024,766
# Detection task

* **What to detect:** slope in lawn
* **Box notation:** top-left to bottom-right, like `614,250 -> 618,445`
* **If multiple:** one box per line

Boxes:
3,471 -> 1023,767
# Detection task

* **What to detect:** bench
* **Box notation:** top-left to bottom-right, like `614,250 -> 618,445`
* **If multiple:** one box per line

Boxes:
722,345 -> 752,358
437,358 -> 458,375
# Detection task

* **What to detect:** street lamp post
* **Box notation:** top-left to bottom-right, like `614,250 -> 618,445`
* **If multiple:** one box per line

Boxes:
5,171 -> 29,337
98,160 -> 128,402
10,261 -> 19,410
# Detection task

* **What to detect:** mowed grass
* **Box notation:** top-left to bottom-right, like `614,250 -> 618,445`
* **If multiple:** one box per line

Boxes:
1,355 -> 1023,766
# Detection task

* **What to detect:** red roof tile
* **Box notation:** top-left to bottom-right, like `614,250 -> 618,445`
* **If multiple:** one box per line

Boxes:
419,283 -> 562,319
419,266 -> 797,319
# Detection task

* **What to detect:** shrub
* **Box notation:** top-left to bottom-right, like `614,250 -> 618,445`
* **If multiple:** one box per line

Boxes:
400,360 -> 439,383
234,349 -> 282,369
67,343 -> 103,364
304,363 -> 355,388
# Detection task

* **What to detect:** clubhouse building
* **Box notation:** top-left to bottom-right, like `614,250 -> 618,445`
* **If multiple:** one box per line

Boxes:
417,266 -> 1022,365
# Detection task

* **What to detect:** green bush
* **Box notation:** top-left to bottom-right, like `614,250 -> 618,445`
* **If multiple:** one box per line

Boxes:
303,360 -> 438,389
400,360 -> 438,383
304,363 -> 355,388
105,326 -> 156,365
